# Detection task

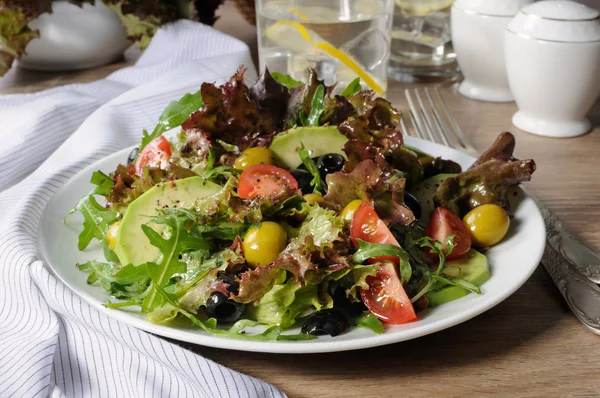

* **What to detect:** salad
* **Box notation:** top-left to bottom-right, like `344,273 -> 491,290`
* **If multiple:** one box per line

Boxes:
71,67 -> 536,341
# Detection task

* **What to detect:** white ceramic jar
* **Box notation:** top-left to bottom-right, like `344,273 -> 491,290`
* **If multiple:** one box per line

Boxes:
505,1 -> 600,138
452,0 -> 534,102
19,1 -> 130,71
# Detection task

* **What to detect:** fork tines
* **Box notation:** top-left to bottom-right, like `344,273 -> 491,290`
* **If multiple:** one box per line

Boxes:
403,88 -> 478,156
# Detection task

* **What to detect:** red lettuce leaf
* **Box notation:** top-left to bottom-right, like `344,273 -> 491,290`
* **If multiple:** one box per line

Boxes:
434,132 -> 536,217
233,236 -> 353,304
374,179 -> 415,227
323,159 -> 384,209
338,92 -> 403,154
324,159 -> 415,226
182,67 -> 289,153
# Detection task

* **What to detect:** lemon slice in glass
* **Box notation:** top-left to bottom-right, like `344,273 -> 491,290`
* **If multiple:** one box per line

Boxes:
265,20 -> 385,95
396,0 -> 454,15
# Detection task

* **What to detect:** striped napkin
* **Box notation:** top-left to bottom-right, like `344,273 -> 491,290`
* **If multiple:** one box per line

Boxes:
0,21 -> 285,398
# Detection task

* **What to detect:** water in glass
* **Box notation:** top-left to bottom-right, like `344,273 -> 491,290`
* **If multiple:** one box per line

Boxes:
388,0 -> 458,81
257,0 -> 394,95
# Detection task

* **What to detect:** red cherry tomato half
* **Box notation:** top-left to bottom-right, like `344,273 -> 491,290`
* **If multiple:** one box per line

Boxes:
360,262 -> 417,325
134,136 -> 172,176
424,207 -> 472,260
350,202 -> 400,263
238,164 -> 299,199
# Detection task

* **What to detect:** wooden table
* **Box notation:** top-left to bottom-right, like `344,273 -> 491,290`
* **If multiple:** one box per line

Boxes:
4,2 -> 600,397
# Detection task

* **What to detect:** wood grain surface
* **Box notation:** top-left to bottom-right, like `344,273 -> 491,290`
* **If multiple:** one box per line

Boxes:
3,2 -> 600,397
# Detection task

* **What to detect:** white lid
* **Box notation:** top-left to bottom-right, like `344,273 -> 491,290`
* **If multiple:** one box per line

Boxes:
508,1 -> 600,42
453,0 -> 534,17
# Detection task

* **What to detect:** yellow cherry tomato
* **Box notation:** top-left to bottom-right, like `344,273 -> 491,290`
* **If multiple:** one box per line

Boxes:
462,204 -> 510,248
105,221 -> 121,250
243,222 -> 288,267
234,147 -> 274,170
340,199 -> 364,222
303,193 -> 324,205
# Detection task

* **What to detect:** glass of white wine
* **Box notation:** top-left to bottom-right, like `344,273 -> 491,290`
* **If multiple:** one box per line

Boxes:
388,0 -> 459,81
256,0 -> 395,95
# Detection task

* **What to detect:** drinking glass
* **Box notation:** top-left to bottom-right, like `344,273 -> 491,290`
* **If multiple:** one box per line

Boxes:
256,0 -> 394,96
388,0 -> 459,81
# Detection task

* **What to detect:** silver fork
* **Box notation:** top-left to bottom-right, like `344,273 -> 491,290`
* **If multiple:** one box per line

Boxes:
405,87 -> 600,335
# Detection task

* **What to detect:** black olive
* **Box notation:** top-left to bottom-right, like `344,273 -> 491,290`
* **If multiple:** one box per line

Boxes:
331,287 -> 367,316
127,147 -> 139,164
204,292 -> 245,324
301,309 -> 349,337
217,273 -> 240,295
290,169 -> 314,194
316,153 -> 345,178
404,192 -> 422,220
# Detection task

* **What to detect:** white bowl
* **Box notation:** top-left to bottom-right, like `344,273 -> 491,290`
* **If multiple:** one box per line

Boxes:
19,1 -> 131,71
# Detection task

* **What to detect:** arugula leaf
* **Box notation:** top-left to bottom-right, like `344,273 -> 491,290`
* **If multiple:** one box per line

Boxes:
271,72 -> 304,89
194,220 -> 249,241
435,274 -> 480,293
79,259 -> 152,309
138,90 -> 204,155
204,166 -> 238,182
152,284 -> 218,330
216,139 -> 239,153
340,78 -> 362,97
418,236 -> 456,278
298,110 -> 309,127
177,256 -> 222,299
409,236 -> 480,303
115,263 -> 150,284
298,146 -> 325,194
106,280 -> 152,307
90,170 -> 115,196
306,85 -> 325,126
202,147 -> 239,182
142,211 -> 210,310
262,194 -> 304,218
78,261 -> 118,290
103,245 -> 120,264
71,195 -> 120,251
352,240 -> 412,284
355,312 -> 384,334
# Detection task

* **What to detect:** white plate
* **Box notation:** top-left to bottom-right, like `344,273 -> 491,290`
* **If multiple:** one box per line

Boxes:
38,137 -> 546,354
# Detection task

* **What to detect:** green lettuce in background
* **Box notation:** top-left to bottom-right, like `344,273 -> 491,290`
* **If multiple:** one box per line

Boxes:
0,0 -> 225,76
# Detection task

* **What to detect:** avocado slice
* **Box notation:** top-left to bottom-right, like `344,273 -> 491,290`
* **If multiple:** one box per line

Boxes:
114,177 -> 221,266
426,249 -> 490,307
411,173 -> 457,223
269,126 -> 348,169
